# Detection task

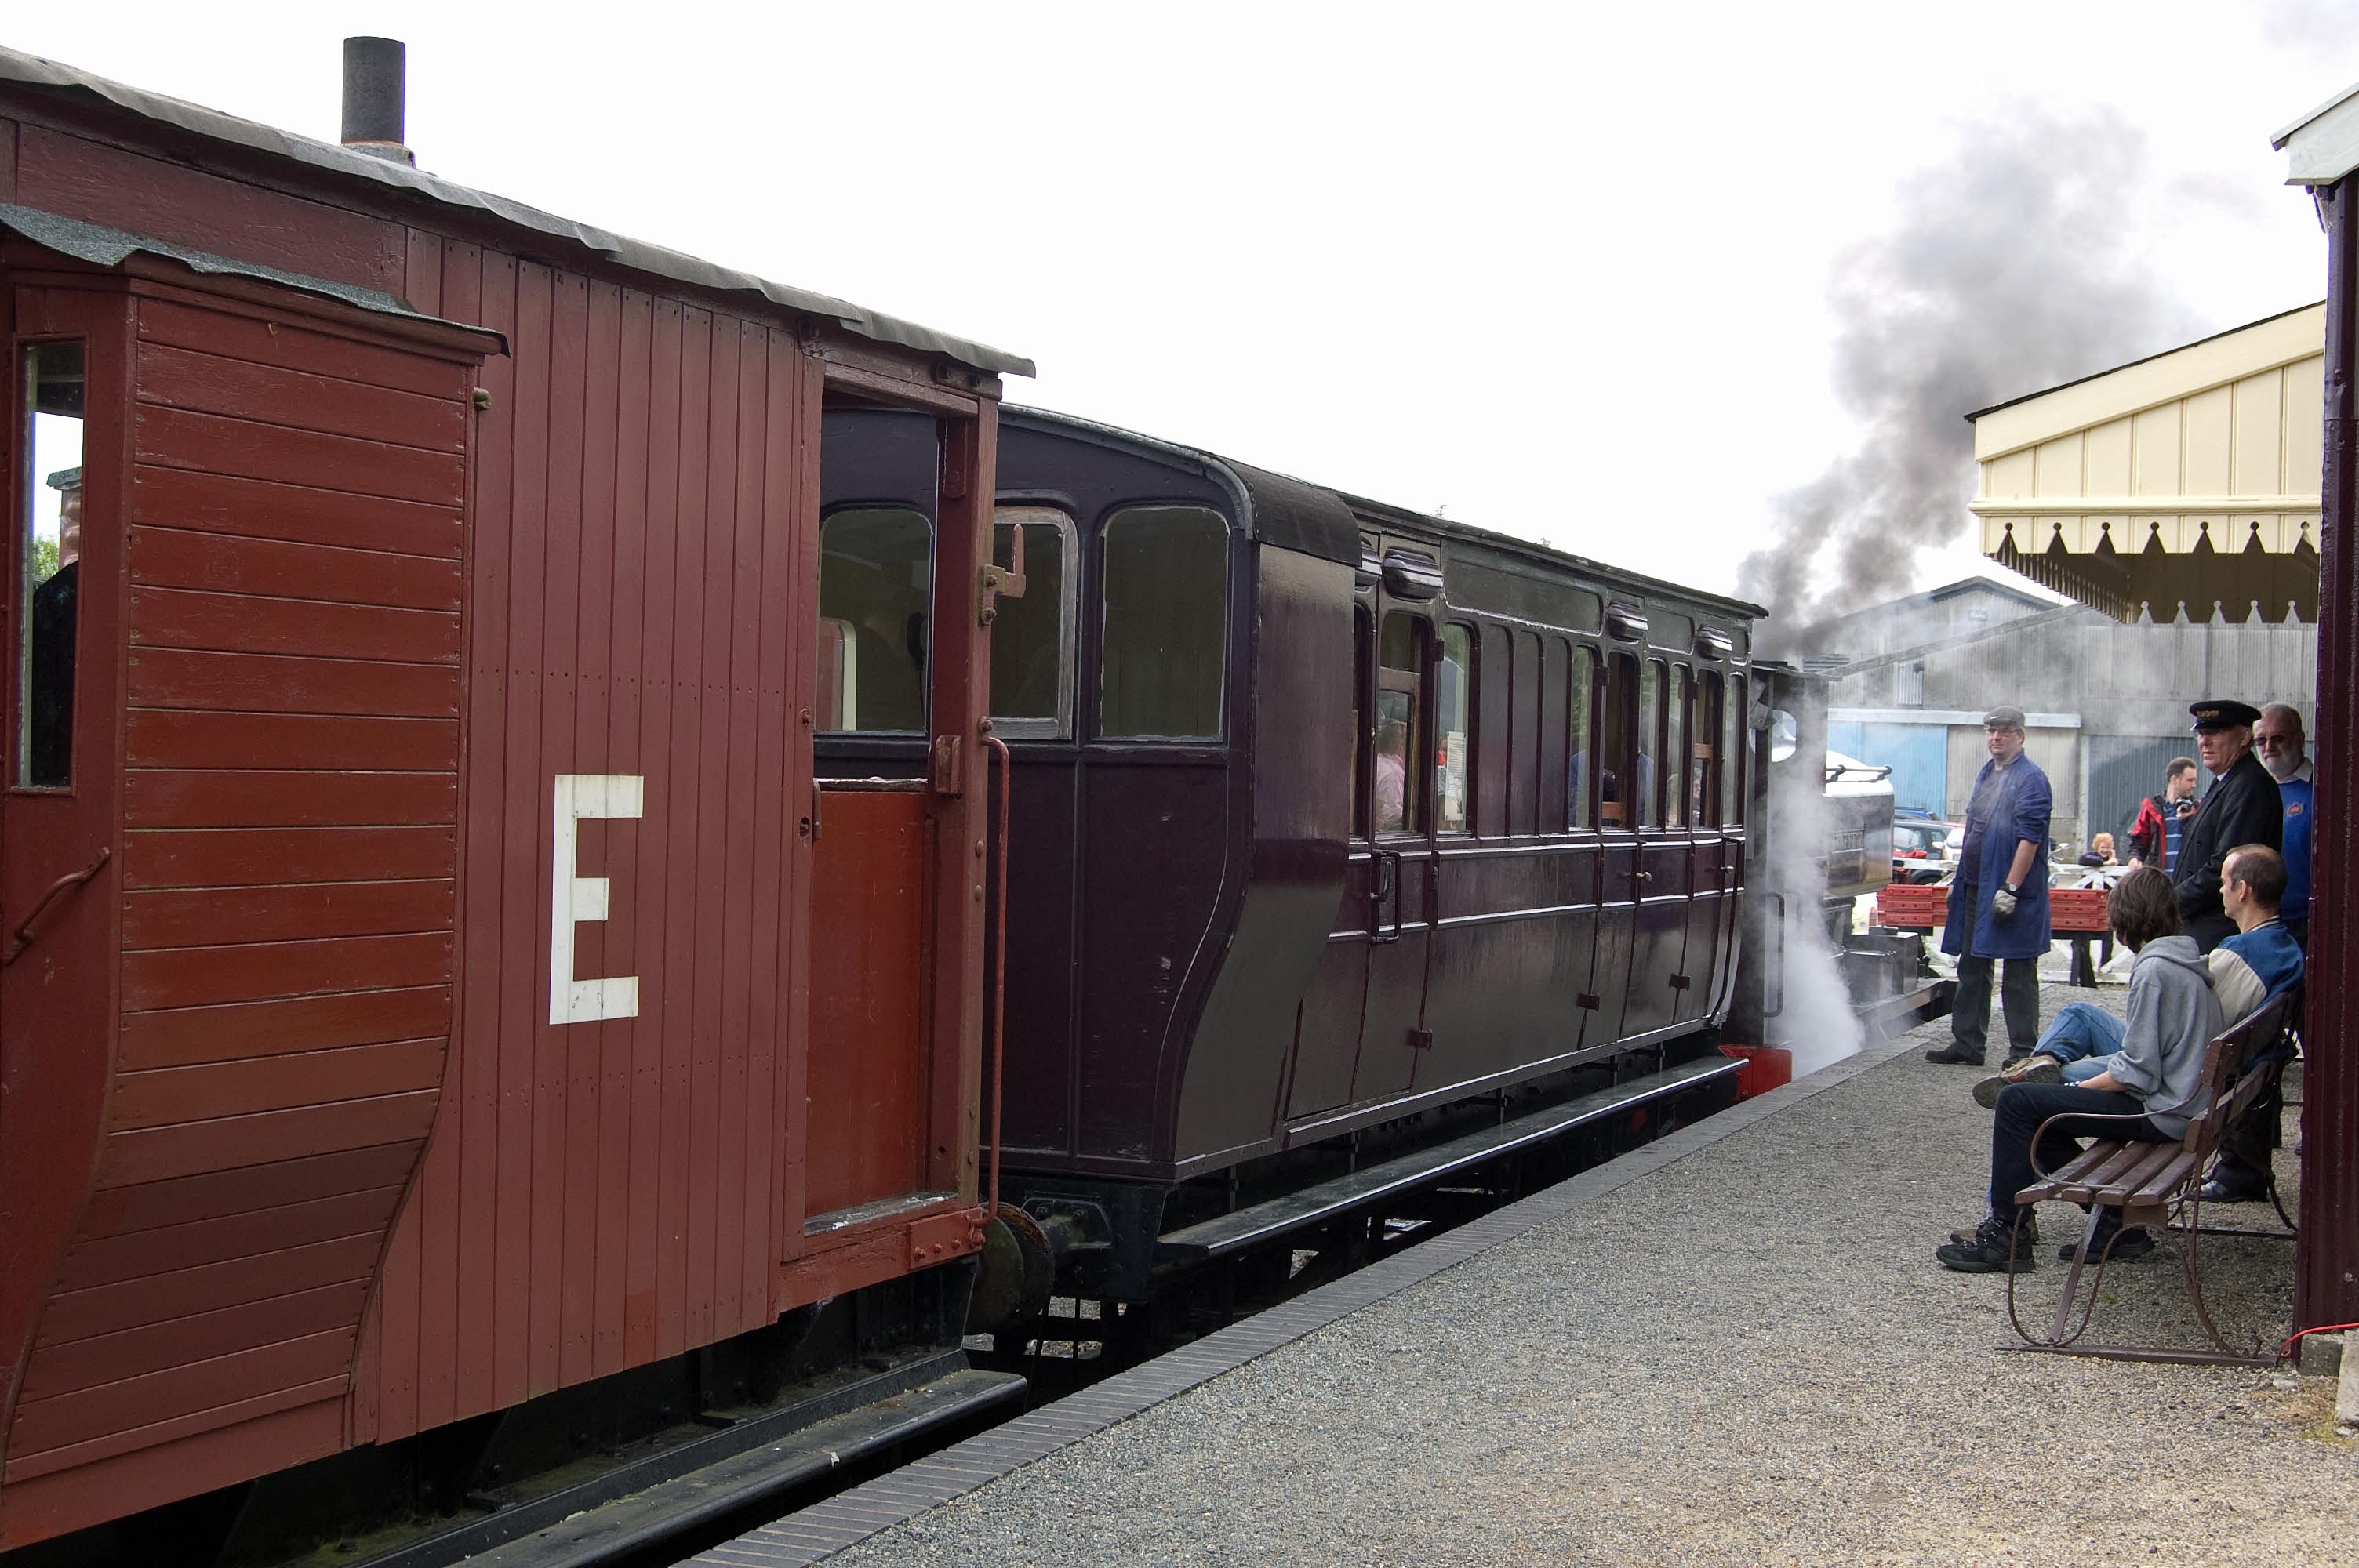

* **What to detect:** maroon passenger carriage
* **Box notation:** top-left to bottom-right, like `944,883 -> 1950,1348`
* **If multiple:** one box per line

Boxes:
823,408 -> 1757,1315
0,41 -> 1031,1563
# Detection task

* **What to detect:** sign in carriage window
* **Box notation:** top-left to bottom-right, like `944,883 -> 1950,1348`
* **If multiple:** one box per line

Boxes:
817,507 -> 932,734
1100,506 -> 1226,739
988,506 -> 1074,735
1438,624 -> 1472,833
19,341 -> 83,790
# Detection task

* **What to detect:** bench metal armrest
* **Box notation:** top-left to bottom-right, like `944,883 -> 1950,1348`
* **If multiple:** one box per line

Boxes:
2027,1110 -> 2161,1182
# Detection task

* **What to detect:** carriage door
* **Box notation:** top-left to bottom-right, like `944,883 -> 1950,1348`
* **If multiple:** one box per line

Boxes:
1678,665 -> 1731,1022
806,401 -> 966,1227
0,289 -> 124,1296
1592,644 -> 1642,1040
1348,543 -> 1442,1105
1621,656 -> 1690,1037
1282,576 -> 1379,1122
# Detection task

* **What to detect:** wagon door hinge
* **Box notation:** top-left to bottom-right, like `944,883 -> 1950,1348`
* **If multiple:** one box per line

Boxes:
932,733 -> 964,797
979,519 -> 1028,626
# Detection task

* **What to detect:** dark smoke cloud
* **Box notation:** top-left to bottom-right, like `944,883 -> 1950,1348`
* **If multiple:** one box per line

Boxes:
1738,106 -> 2205,654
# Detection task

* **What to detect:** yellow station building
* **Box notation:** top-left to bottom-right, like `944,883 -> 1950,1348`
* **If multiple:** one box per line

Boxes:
1972,303 -> 2324,624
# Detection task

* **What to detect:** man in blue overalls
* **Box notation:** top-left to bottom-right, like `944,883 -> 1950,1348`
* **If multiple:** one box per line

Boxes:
1926,706 -> 2052,1068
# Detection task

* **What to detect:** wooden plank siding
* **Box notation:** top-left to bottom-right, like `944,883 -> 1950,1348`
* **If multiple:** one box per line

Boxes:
2,289 -> 472,1487
352,238 -> 817,1443
1,107 -> 998,1549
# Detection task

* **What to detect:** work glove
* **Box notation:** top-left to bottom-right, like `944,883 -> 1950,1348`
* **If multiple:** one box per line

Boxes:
1991,887 -> 2019,919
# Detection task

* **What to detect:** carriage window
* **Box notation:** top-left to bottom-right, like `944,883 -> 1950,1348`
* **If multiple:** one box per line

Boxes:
1726,673 -> 1748,826
1566,645 -> 1596,829
1696,672 -> 1723,825
1665,665 -> 1689,828
1376,612 -> 1427,835
20,341 -> 84,790
1636,659 -> 1663,828
1101,506 -> 1226,738
989,506 -> 1074,735
1350,608 -> 1372,837
818,507 -> 932,734
1438,624 -> 1472,833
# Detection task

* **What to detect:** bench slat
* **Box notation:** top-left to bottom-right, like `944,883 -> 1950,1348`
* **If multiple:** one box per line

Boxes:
2019,1140 -> 2135,1204
2123,1149 -> 2200,1205
2095,1145 -> 2187,1204
2063,1142 -> 2161,1202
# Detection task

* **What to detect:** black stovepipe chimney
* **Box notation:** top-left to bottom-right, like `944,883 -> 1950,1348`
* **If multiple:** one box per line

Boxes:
340,37 -> 414,165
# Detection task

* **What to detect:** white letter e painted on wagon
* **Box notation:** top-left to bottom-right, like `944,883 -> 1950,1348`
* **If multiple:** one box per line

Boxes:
551,773 -> 644,1025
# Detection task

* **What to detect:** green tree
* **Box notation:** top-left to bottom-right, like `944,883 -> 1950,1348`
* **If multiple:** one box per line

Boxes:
27,535 -> 58,585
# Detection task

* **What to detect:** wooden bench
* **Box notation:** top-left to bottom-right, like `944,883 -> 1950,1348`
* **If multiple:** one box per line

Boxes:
1870,884 -> 2114,985
2003,989 -> 2299,1365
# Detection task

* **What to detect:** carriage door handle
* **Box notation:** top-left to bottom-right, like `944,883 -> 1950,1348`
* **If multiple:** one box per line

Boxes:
1373,851 -> 1406,945
2,846 -> 111,967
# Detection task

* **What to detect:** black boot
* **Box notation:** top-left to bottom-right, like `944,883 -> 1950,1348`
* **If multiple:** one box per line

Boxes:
1937,1213 -> 2036,1273
1953,1210 -> 2038,1247
1925,1040 -> 1985,1065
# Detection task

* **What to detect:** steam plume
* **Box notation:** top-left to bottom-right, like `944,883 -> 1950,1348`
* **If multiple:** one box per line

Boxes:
1764,752 -> 1866,1074
1738,106 -> 2203,652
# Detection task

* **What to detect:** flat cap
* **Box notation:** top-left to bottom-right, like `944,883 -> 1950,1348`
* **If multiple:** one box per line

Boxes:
2190,699 -> 2262,732
1982,705 -> 2026,730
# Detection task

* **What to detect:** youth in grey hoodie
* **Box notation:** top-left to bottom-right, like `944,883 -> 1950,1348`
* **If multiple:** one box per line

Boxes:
2107,933 -> 2222,1136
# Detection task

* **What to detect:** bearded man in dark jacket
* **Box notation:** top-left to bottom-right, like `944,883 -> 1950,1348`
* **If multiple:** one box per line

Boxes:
2173,700 -> 2283,950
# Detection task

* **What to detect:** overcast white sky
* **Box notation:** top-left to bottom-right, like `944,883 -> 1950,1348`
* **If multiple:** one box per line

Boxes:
11,2 -> 2354,610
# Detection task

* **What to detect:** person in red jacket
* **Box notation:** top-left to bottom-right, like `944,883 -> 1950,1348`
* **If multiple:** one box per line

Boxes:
2126,757 -> 2198,870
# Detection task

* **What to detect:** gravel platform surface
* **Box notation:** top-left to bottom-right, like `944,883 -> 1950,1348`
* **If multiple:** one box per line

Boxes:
816,989 -> 2355,1566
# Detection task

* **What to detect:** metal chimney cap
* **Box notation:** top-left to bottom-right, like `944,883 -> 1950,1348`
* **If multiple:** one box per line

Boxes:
341,36 -> 414,166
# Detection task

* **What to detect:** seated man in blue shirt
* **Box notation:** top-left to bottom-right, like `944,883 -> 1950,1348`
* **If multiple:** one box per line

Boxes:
1971,843 -> 2300,1113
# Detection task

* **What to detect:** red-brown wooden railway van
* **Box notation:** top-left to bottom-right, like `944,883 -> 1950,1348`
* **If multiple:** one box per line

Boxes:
0,45 -> 1030,1553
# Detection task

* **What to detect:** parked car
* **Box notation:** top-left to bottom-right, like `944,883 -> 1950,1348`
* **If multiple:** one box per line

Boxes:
1893,815 -> 1960,883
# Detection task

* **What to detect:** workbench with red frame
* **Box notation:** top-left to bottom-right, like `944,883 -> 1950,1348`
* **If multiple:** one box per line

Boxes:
1873,884 -> 2114,985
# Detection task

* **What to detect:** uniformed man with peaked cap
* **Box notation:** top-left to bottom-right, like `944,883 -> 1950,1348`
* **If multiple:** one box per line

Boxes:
2173,699 -> 2282,951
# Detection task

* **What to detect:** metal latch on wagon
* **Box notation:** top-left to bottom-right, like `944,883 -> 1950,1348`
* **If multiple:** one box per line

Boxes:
907,1207 -> 990,1269
978,520 -> 1028,626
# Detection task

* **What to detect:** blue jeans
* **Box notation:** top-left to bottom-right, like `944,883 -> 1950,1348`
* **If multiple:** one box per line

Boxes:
2032,1001 -> 2125,1083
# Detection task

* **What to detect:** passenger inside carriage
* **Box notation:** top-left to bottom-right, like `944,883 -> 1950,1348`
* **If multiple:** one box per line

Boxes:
1375,711 -> 1410,835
